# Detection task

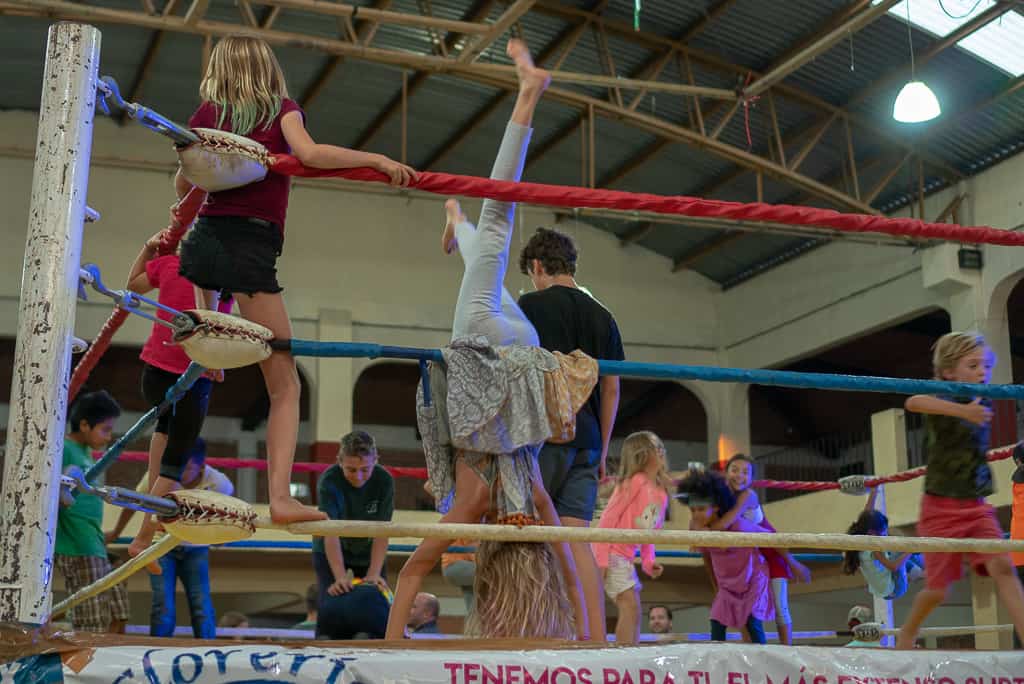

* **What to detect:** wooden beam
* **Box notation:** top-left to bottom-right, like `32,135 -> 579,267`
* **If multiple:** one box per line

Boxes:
597,138 -> 672,188
139,0 -> 156,14
934,194 -> 966,224
592,23 -> 622,108
710,100 -> 740,140
618,222 -> 655,246
418,14 -> 583,170
252,0 -> 491,35
183,0 -> 209,26
744,0 -> 899,97
237,0 -> 258,27
352,0 -> 497,148
672,233 -> 745,272
299,0 -> 392,109
261,5 -> 281,28
530,0 -> 964,182
788,112 -> 836,172
767,92 -> 785,167
457,0 -> 537,63
6,0 -> 877,212
843,115 -> 859,200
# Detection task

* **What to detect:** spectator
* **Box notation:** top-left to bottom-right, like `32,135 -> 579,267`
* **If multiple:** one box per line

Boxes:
293,584 -> 319,631
56,390 -> 130,634
518,227 -> 625,642
107,438 -> 228,638
312,430 -> 394,638
407,592 -> 441,635
648,605 -> 673,634
1011,444 -> 1023,648
845,605 -> 879,648
219,611 -> 249,641
318,583 -> 391,640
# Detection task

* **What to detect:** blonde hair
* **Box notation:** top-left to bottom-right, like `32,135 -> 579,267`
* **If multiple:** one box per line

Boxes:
466,541 -> 574,639
932,331 -> 987,378
199,36 -> 288,136
617,431 -> 672,493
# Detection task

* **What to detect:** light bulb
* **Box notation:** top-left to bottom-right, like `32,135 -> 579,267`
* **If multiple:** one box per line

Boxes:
893,81 -> 941,123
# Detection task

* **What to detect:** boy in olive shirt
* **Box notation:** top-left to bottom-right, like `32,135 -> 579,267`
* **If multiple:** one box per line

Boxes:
56,390 -> 130,633
312,431 -> 394,636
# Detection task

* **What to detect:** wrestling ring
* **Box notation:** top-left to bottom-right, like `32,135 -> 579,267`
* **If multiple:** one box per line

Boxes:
2,21 -> 1024,684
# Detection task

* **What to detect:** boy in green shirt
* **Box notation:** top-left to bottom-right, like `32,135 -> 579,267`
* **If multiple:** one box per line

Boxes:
56,390 -> 130,633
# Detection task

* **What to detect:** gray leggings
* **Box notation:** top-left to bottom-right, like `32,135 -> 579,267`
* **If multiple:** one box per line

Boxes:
451,122 -> 539,348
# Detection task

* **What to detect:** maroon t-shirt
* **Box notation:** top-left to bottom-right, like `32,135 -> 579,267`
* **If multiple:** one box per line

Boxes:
188,98 -> 304,233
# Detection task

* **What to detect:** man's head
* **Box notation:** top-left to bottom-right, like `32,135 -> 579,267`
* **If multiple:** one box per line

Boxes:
518,227 -> 578,291
407,592 -> 440,629
648,605 -> 673,634
180,438 -> 208,488
338,430 -> 378,488
68,390 -> 121,449
847,605 -> 872,630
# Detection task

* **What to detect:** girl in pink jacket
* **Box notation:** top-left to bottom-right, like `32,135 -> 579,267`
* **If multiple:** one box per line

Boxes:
592,431 -> 672,644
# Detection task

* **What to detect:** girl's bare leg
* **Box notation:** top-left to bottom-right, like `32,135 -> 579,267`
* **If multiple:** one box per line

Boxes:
896,587 -> 947,649
985,555 -> 1024,645
386,459 -> 490,639
236,291 -> 325,523
613,586 -> 640,645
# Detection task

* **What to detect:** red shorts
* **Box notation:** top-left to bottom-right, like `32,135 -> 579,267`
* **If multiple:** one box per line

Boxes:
764,549 -> 791,579
917,494 -> 1006,591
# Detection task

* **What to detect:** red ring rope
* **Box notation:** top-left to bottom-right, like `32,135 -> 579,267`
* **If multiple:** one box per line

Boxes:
269,156 -> 1024,247
751,443 -> 1017,491
101,444 -> 1015,492
69,187 -> 207,402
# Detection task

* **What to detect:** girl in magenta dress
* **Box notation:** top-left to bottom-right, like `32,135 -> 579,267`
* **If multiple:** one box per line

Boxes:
678,468 -> 774,644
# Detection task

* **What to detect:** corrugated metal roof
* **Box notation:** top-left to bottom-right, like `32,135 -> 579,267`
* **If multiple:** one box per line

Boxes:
0,0 -> 1021,287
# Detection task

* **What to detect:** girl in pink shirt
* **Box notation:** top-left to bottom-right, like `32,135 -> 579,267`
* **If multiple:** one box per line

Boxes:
592,431 -> 671,645
679,468 -> 774,644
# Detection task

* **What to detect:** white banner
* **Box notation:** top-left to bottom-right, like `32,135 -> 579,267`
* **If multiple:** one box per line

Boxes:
59,642 -> 1024,684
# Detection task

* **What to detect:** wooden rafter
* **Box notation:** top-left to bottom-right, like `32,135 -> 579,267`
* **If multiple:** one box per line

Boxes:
457,0 -> 536,63
672,233 -> 745,273
182,0 -> 208,26
530,1 -> 732,179
418,2 -> 606,171
531,0 -> 963,182
351,0 -> 497,149
299,0 -> 393,109
2,0 -> 879,211
618,222 -> 655,246
743,0 -> 900,97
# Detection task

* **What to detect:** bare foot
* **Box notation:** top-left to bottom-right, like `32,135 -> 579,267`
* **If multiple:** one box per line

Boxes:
271,496 -> 327,524
442,198 -> 464,255
507,38 -> 550,92
894,631 -> 915,650
127,529 -> 162,575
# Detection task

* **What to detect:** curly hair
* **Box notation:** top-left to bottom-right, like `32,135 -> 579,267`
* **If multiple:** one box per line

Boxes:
675,468 -> 736,517
518,227 -> 578,277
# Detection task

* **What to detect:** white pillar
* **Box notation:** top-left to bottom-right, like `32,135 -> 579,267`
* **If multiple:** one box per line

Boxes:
870,408 -> 910,647
309,309 -> 354,464
236,428 -> 260,502
970,573 -> 1013,650
0,23 -> 100,625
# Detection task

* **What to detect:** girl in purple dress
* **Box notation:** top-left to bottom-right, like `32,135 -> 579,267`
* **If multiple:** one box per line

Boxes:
678,469 -> 774,644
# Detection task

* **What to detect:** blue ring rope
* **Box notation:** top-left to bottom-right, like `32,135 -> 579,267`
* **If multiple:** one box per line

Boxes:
111,538 -> 842,562
287,339 -> 1023,399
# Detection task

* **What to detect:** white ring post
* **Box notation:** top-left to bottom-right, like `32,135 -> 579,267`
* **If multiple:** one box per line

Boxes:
0,22 -> 101,625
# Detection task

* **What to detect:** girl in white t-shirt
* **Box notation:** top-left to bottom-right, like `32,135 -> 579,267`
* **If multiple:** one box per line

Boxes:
842,486 -> 924,599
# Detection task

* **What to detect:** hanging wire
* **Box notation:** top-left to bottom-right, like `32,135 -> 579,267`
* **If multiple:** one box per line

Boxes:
937,0 -> 985,20
906,0 -> 917,78
848,30 -> 856,72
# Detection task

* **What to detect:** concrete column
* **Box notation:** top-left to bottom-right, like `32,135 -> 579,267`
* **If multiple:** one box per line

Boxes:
970,573 -> 1013,650
235,428 -> 260,502
309,308 -> 354,463
869,408 -> 910,647
706,383 -> 750,466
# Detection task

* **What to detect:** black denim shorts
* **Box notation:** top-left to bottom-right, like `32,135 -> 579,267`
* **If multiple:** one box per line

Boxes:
179,215 -> 284,296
